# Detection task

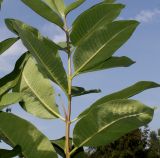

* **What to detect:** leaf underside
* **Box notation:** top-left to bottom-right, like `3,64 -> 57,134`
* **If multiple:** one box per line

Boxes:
15,57 -> 60,119
0,112 -> 58,158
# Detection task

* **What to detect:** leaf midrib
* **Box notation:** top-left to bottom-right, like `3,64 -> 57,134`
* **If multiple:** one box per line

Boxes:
21,34 -> 67,93
76,111 -> 148,147
22,72 -> 60,118
74,6 -> 122,46
73,24 -> 135,77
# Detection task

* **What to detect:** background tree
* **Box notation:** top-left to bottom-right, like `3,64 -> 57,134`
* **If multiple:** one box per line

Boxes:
147,129 -> 160,158
88,127 -> 160,158
88,127 -> 150,158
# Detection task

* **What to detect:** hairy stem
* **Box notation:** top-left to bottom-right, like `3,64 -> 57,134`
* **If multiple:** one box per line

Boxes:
64,18 -> 72,158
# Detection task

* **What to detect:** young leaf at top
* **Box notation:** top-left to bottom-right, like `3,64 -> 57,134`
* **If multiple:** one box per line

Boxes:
5,19 -> 68,93
0,37 -> 19,55
21,0 -> 64,28
0,93 -> 22,110
78,56 -> 135,74
0,112 -> 58,158
70,3 -> 125,46
0,53 -> 30,96
73,99 -> 154,148
73,20 -> 139,77
65,0 -> 86,16
79,81 -> 160,118
15,57 -> 62,120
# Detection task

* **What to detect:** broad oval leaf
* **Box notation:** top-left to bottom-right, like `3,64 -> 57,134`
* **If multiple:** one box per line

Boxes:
0,112 -> 58,158
65,0 -> 85,16
0,37 -> 19,55
16,57 -> 62,120
73,99 -> 154,147
0,93 -> 22,110
70,3 -> 125,46
21,0 -> 64,28
73,20 -> 139,76
79,81 -> 160,118
5,19 -> 68,93
0,53 -> 30,96
79,56 -> 135,74
0,145 -> 21,158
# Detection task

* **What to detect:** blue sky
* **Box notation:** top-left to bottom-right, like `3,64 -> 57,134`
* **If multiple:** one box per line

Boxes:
0,0 -> 160,147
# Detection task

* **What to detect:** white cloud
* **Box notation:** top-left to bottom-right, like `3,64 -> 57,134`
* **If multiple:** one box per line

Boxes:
2,40 -> 26,57
0,26 -> 15,40
40,23 -> 66,43
0,40 -> 26,73
134,9 -> 160,23
0,23 -> 66,74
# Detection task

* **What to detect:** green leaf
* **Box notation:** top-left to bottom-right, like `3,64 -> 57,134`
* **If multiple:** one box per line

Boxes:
16,57 -> 62,119
93,81 -> 160,105
72,86 -> 101,97
5,19 -> 39,36
52,137 -> 72,151
51,137 -> 72,158
45,0 -> 65,16
0,38 -> 19,55
73,99 -> 154,147
79,56 -> 135,74
73,20 -> 139,76
6,19 -> 68,93
21,0 -> 64,28
71,147 -> 86,158
0,145 -> 21,158
79,81 -> 160,118
72,151 -> 86,158
51,137 -> 85,158
0,93 -> 22,110
5,19 -> 62,50
0,112 -> 58,158
65,0 -> 85,16
70,3 -> 125,46
0,53 -> 30,96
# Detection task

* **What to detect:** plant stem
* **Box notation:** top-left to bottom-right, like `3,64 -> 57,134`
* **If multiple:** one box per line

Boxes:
66,54 -> 72,158
64,18 -> 72,158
